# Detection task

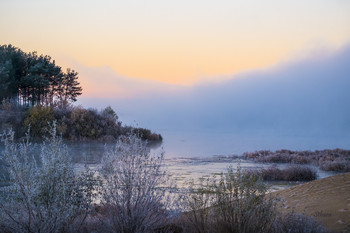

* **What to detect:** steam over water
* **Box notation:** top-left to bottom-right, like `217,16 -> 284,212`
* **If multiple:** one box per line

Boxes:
64,141 -> 338,190
160,130 -> 349,158
78,44 -> 350,160
0,140 -> 340,192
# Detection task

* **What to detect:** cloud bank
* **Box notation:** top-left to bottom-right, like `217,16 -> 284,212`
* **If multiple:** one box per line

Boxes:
78,44 -> 350,155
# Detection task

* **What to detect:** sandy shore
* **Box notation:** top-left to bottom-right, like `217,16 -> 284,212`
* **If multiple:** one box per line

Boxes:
273,172 -> 350,233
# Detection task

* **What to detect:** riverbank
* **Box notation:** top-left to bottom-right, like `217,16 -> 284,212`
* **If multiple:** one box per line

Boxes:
273,172 -> 350,233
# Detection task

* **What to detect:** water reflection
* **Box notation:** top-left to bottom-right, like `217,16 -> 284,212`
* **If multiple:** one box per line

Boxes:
0,142 -> 339,191
65,143 -> 338,192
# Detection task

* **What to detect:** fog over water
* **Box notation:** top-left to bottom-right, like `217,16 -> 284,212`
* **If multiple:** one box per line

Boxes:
78,45 -> 350,158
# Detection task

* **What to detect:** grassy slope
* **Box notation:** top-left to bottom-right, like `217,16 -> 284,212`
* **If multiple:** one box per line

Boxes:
272,172 -> 350,233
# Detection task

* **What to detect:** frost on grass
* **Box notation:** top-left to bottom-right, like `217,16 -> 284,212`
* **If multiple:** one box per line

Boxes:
0,123 -> 96,233
180,165 -> 325,233
181,165 -> 277,233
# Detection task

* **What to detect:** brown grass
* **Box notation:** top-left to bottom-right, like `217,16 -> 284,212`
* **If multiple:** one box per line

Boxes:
243,149 -> 350,172
272,172 -> 350,233
245,165 -> 317,182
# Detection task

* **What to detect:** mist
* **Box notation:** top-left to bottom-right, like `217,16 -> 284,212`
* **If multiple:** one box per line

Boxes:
78,44 -> 350,157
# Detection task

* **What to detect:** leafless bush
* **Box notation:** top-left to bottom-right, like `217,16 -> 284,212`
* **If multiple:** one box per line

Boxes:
245,166 -> 283,181
242,150 -> 271,160
290,155 -> 311,164
319,161 -> 350,172
0,123 -> 96,233
98,134 -> 172,233
181,166 -> 277,233
178,165 -> 325,233
282,166 -> 317,181
245,166 -> 317,182
244,149 -> 350,172
273,211 -> 326,233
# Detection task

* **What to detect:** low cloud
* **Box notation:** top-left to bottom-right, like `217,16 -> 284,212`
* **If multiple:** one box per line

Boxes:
70,63 -> 183,99
78,44 -> 350,150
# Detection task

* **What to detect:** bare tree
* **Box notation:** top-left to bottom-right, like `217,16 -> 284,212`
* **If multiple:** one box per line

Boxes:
99,134 -> 171,233
0,123 -> 96,233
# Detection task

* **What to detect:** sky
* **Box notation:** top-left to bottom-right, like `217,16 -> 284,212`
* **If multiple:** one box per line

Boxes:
79,44 -> 350,156
1,0 -> 350,87
1,0 -> 350,156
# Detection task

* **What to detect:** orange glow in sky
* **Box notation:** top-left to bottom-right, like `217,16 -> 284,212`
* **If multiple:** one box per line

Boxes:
1,0 -> 350,87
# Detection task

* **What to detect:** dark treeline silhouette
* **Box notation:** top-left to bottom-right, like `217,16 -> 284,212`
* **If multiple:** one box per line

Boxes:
0,44 -> 162,143
0,44 -> 81,108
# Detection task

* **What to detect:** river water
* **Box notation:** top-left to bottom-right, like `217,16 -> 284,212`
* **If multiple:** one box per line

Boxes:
65,141 -> 338,191
0,140 -> 340,191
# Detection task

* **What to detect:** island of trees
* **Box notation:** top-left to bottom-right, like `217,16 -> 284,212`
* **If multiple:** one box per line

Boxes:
0,44 -> 162,142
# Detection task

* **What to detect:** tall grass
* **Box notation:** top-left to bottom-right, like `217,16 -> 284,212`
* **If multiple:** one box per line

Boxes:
179,166 -> 324,233
243,149 -> 350,172
245,165 -> 317,182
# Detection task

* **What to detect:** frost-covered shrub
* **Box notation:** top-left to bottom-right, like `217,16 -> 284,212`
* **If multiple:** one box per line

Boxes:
180,166 -> 324,233
245,166 -> 283,181
0,123 -> 96,233
182,166 -> 277,233
319,161 -> 350,172
282,166 -> 317,181
98,134 -> 171,233
273,212 -> 325,233
243,149 -> 350,172
245,166 -> 317,182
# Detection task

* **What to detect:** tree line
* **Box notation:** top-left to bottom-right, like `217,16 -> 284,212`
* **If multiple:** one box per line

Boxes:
0,44 -> 162,143
0,44 -> 82,108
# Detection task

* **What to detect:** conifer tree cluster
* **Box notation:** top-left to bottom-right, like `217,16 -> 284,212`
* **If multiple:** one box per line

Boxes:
0,44 -> 82,107
0,44 -> 163,143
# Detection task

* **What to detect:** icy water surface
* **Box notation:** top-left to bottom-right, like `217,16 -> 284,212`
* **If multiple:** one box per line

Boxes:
163,156 -> 339,191
64,142 -> 338,191
0,142 -> 340,191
